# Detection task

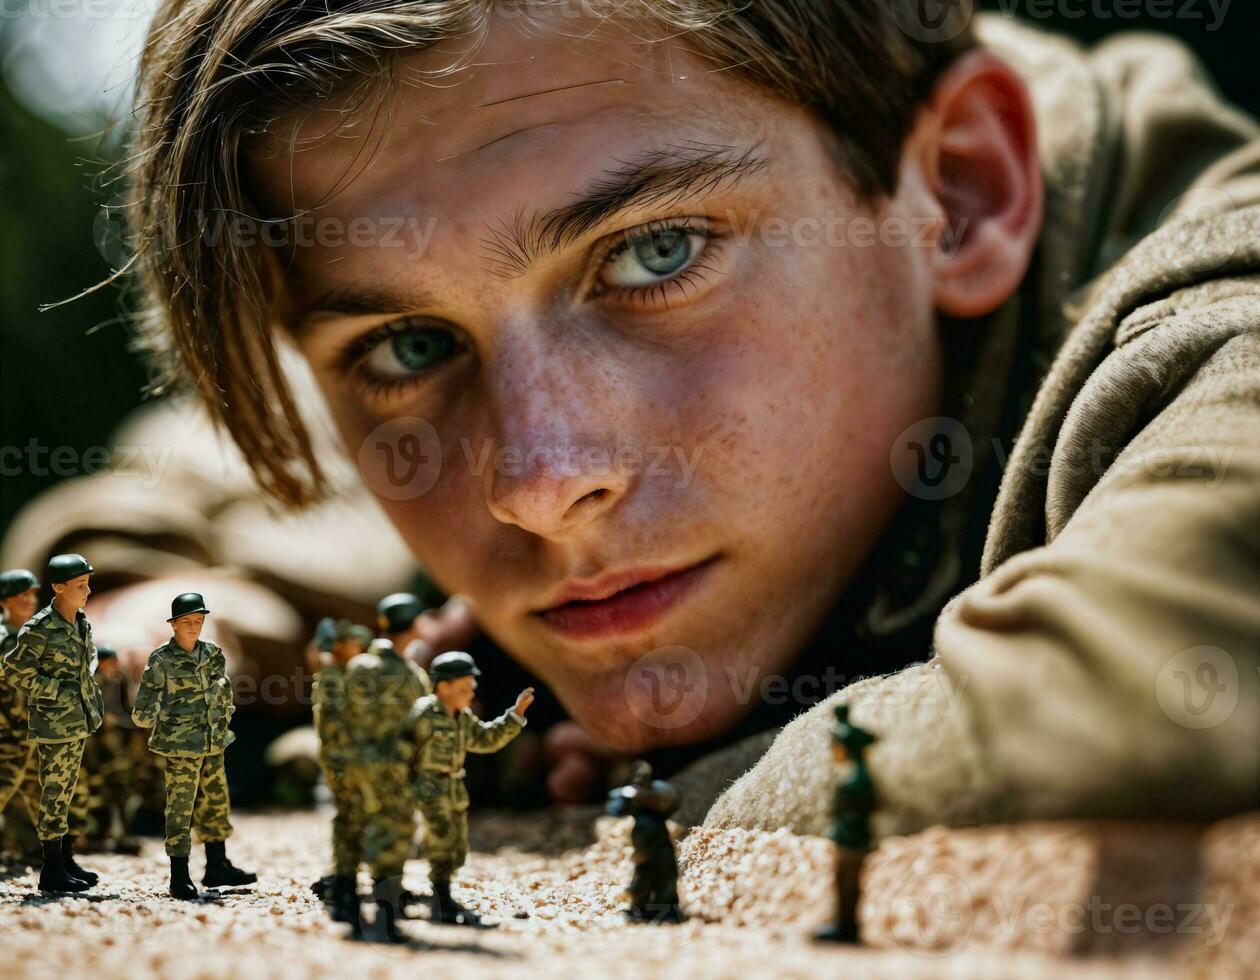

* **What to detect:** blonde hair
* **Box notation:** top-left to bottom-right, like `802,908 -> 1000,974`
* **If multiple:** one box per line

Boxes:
112,0 -> 974,507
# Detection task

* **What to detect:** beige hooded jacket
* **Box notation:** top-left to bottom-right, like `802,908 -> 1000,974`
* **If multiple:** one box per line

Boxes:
704,18 -> 1260,839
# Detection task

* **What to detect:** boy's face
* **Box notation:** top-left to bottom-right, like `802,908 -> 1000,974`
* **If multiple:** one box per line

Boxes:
437,675 -> 478,713
247,13 -> 944,752
53,574 -> 91,613
1,588 -> 38,625
332,638 -> 365,666
171,612 -> 205,648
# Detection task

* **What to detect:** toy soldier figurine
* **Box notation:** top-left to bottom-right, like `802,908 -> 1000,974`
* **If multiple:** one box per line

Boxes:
341,593 -> 432,943
310,618 -> 372,931
77,646 -> 142,853
132,593 -> 256,900
0,570 -> 41,855
2,554 -> 104,893
606,761 -> 684,924
815,703 -> 876,943
402,651 -> 533,928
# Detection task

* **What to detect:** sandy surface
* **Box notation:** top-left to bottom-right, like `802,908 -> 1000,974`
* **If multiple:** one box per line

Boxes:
0,810 -> 1179,979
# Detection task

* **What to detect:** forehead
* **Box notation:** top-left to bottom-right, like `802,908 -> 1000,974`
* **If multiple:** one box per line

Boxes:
243,13 -> 773,224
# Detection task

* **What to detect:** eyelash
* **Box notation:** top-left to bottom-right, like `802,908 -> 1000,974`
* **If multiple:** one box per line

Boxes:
591,217 -> 725,308
341,216 -> 724,397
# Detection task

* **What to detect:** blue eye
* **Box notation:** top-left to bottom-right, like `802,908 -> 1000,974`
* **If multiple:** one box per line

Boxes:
600,222 -> 708,290
362,323 -> 458,380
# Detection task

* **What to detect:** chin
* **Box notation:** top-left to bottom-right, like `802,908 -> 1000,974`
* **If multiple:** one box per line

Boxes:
561,668 -> 745,755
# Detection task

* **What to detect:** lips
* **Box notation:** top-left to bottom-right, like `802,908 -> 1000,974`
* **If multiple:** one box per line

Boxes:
534,557 -> 717,641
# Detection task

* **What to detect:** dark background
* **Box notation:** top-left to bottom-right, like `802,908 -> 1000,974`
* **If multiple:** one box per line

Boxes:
1,3 -> 1257,531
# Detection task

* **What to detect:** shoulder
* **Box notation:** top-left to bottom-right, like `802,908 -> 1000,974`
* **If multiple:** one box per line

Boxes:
20,607 -> 54,636
408,694 -> 440,720
346,651 -> 381,675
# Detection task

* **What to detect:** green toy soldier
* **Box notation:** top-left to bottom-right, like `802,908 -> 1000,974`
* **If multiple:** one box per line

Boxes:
815,703 -> 876,943
311,618 -> 373,931
402,651 -> 533,928
340,593 -> 433,943
0,570 -> 42,859
606,761 -> 684,924
77,645 -> 142,853
3,555 -> 105,892
132,592 -> 256,900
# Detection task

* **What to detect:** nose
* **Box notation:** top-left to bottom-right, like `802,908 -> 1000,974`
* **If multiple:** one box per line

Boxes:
487,445 -> 628,537
484,345 -> 631,539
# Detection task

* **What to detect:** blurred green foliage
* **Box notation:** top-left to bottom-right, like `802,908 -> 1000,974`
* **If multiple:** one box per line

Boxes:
0,79 -> 146,533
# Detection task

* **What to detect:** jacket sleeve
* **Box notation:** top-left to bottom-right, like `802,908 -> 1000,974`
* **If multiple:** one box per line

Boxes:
706,329 -> 1260,839
131,653 -> 165,729
465,709 -> 524,754
5,629 -> 60,702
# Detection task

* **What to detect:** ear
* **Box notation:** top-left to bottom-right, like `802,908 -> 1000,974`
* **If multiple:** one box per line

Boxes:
907,50 -> 1043,320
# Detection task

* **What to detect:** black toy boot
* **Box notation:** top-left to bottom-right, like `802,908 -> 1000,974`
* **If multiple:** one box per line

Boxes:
330,874 -> 362,933
38,838 -> 91,894
169,856 -> 200,900
61,836 -> 99,886
430,880 -> 483,927
202,841 -> 257,887
364,878 -> 408,944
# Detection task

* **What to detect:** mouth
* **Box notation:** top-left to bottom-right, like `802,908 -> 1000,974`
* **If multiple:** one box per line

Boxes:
533,555 -> 719,641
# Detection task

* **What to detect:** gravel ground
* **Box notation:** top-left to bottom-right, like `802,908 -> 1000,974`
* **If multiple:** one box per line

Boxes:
0,810 -> 1170,980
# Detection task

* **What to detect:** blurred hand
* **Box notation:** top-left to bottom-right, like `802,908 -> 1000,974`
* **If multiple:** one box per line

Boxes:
543,721 -> 621,804
514,687 -> 535,717
407,595 -> 482,670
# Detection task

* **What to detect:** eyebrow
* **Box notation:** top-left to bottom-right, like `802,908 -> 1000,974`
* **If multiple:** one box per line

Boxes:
291,140 -> 769,330
480,140 -> 769,279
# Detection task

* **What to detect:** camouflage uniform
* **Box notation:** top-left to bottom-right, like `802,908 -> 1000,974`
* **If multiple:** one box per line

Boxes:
0,614 -> 38,824
3,604 -> 104,841
402,694 -> 524,884
132,638 -> 236,857
341,639 -> 430,882
76,672 -> 139,845
313,658 -> 364,877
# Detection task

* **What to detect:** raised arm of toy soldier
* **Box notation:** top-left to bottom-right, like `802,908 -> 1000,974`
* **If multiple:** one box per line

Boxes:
131,651 -> 166,729
707,278 -> 1260,839
5,627 -> 59,701
465,708 -> 525,755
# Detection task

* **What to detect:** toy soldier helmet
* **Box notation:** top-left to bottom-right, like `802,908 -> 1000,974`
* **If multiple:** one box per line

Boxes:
46,553 -> 93,585
0,568 -> 39,598
312,617 -> 338,653
167,592 -> 211,621
429,650 -> 481,684
376,592 -> 425,634
96,644 -> 117,662
832,703 -> 875,753
346,625 -> 374,646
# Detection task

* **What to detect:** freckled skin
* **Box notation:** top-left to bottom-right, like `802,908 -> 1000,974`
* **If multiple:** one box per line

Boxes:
246,12 -> 945,753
